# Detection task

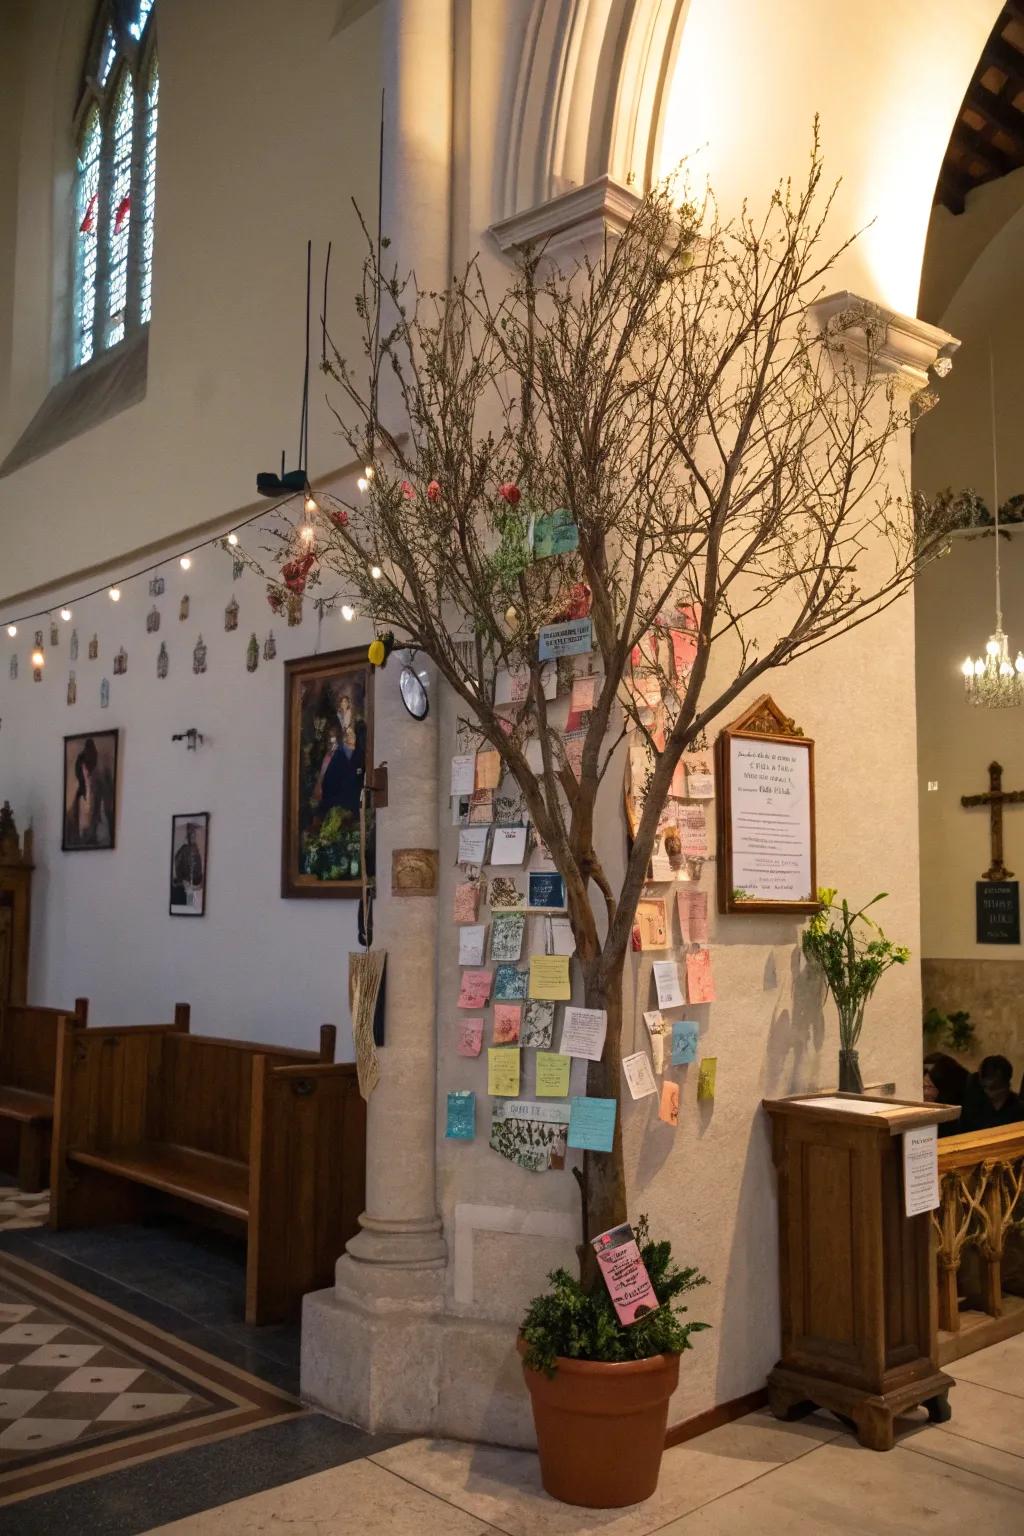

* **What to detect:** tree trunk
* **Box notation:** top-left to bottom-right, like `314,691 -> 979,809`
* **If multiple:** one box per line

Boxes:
575,948 -> 628,1291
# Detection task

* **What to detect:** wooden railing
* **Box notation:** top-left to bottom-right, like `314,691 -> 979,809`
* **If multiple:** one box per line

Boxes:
932,1124 -> 1024,1364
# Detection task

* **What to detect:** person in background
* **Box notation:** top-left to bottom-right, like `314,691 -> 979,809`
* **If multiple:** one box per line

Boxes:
959,1055 -> 1024,1133
923,1052 -> 969,1136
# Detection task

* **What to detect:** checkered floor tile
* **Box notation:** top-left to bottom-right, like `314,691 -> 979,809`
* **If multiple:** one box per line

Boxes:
0,1290 -> 208,1464
0,1191 -> 49,1233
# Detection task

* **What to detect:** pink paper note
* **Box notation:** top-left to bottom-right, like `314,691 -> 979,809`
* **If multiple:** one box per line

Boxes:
677,890 -> 708,944
591,1222 -> 660,1326
453,883 -> 481,924
458,969 -> 493,1009
686,948 -> 716,1003
669,629 -> 698,678
678,805 -> 708,858
493,1003 -> 522,1044
458,1018 -> 484,1056
566,674 -> 598,732
670,758 -> 687,797
658,1079 -> 680,1126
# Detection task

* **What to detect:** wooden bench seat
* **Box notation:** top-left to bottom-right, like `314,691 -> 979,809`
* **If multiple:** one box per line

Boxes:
51,1011 -> 366,1324
70,1143 -> 249,1220
0,999 -> 88,1190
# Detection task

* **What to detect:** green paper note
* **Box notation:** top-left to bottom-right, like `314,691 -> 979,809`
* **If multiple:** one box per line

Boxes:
535,1052 -> 571,1097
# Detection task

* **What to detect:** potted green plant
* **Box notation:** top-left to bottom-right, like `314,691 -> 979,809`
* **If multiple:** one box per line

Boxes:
802,888 -> 910,1092
518,1218 -> 708,1508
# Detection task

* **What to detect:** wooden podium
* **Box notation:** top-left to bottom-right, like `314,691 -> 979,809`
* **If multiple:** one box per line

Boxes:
763,1092 -> 959,1450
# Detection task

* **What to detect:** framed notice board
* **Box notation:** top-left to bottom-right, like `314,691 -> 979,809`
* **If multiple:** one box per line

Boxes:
976,881 -> 1020,945
716,695 -> 817,916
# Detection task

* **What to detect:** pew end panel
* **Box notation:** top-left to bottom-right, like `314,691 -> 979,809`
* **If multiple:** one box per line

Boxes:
246,1059 -> 366,1325
0,998 -> 88,1192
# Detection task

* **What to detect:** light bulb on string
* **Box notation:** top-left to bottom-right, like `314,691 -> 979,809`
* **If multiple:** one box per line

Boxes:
227,532 -> 239,547
180,556 -> 192,571
109,587 -> 121,602
370,565 -> 382,580
364,465 -> 374,480
31,647 -> 44,669
305,494 -> 318,514
299,524 -> 316,544
60,607 -> 72,622
6,624 -> 16,638
357,477 -> 369,493
341,604 -> 354,622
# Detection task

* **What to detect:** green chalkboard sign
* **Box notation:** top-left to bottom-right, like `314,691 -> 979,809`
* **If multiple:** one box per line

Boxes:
976,881 -> 1020,945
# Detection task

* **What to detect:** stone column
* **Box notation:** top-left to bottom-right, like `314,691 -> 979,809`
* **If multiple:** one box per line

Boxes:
301,0 -> 452,1432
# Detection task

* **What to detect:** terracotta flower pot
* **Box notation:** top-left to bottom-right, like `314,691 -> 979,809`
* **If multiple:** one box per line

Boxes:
518,1339 -> 680,1507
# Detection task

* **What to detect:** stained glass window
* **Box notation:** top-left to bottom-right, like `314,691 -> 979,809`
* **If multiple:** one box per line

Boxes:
70,3 -> 158,371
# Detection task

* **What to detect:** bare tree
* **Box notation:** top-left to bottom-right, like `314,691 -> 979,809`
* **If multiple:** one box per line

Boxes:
255,134 -> 951,1280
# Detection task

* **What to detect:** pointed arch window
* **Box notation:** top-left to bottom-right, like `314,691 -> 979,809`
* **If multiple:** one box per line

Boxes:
71,2 -> 158,371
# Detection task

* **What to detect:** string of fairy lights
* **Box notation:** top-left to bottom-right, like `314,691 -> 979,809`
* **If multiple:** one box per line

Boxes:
1,474 -> 385,674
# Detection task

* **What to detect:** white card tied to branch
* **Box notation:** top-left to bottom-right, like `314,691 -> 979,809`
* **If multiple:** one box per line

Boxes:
902,1123 -> 940,1218
560,1006 -> 607,1061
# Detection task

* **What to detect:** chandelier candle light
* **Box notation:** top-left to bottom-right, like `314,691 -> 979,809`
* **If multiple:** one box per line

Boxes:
962,349 -> 1024,706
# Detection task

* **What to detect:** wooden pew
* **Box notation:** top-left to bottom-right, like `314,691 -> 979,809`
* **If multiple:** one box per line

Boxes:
0,998 -> 89,1190
50,1011 -> 366,1324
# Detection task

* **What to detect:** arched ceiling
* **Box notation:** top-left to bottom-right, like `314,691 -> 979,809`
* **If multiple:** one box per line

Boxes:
937,1 -> 1024,212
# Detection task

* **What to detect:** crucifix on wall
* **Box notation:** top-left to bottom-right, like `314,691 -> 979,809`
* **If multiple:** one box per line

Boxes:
961,761 -> 1023,945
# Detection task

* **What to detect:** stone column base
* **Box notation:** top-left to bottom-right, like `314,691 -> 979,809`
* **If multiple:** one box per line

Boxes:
301,1258 -> 535,1446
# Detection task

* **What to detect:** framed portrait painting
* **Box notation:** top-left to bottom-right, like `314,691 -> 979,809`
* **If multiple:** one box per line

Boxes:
62,729 -> 118,851
170,813 -> 209,916
282,648 -> 374,898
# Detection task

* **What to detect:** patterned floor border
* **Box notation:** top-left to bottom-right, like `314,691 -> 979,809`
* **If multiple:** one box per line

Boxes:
0,1190 -> 50,1234
0,1252 -> 304,1508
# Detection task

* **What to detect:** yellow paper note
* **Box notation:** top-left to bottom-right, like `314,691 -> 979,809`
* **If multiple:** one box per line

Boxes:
535,1052 -> 571,1097
488,1046 -> 521,1097
529,953 -> 571,1001
697,1057 -> 717,1101
475,751 -> 502,790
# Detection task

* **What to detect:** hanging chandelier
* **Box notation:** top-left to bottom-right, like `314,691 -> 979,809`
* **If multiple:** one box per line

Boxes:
962,350 -> 1024,707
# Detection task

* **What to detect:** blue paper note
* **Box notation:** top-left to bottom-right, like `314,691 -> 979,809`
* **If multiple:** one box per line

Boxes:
446,1091 -> 476,1141
538,618 -> 593,660
493,964 -> 530,1001
671,1020 -> 699,1066
533,508 -> 579,558
568,1096 -> 617,1153
528,871 -> 566,911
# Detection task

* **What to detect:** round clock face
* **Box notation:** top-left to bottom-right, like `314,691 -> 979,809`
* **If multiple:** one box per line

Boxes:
399,664 -> 429,720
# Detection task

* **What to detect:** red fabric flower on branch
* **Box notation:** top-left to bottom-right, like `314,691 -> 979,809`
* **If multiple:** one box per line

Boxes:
401,480 -> 415,500
498,482 -> 521,504
330,508 -> 349,529
427,480 -> 441,502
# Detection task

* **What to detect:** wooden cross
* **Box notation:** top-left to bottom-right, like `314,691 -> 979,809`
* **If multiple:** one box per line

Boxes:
961,761 -> 1024,880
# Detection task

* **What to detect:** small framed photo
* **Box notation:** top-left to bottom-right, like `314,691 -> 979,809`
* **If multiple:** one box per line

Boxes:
63,730 -> 118,851
170,813 -> 209,916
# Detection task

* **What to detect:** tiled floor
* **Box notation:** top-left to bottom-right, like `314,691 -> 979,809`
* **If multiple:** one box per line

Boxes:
142,1335 -> 1024,1535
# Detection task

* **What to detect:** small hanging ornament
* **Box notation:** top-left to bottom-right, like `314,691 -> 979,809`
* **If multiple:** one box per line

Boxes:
246,633 -> 259,672
67,671 -> 77,706
146,605 -> 161,634
32,664 -> 42,683
88,634 -> 99,660
34,630 -> 43,648
263,630 -> 277,661
157,641 -> 169,679
224,596 -> 239,632
179,595 -> 190,622
149,576 -> 165,597
505,604 -> 520,631
50,620 -> 59,647
192,634 -> 208,674
100,678 -> 110,708
9,654 -> 17,680
70,628 -> 79,661
232,555 -> 244,581
113,646 -> 128,675
286,593 -> 303,627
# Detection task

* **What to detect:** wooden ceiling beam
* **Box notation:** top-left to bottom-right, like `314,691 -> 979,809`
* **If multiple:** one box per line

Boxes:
949,119 -> 1019,177
935,163 -> 973,215
986,36 -> 1024,92
965,83 -> 1024,152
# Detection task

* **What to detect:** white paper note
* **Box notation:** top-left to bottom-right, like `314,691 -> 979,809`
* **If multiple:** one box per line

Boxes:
622,1051 -> 658,1100
458,925 -> 487,967
491,826 -> 529,866
546,917 -> 576,956
457,826 -> 489,866
902,1124 -> 940,1217
450,754 -> 476,797
560,1006 -> 608,1061
652,960 -> 685,1010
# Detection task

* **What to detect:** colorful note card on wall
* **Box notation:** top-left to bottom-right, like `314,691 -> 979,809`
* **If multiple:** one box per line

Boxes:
475,751 -> 502,791
494,964 -> 529,1001
538,618 -> 593,660
446,1091 -> 476,1140
669,628 -> 698,678
453,882 -> 481,924
529,954 -> 571,1001
677,890 -> 708,944
458,827 -> 489,866
458,969 -> 493,1009
520,1000 -> 556,1049
488,1047 -> 522,1097
568,1096 -> 617,1152
533,507 -> 579,558
632,896 -> 669,951
493,1003 -> 522,1044
528,872 -> 566,911
671,1020 -> 699,1066
678,805 -> 708,858
458,925 -> 487,967
643,1010 -> 667,1074
491,826 -> 529,866
491,912 -> 525,962
535,1052 -> 571,1097
697,1057 -> 717,1101
685,754 -> 714,799
652,961 -> 685,1010
560,1006 -> 607,1061
622,1051 -> 658,1100
566,672 -> 598,731
659,1079 -> 680,1126
489,876 -> 524,911
457,1018 -> 484,1056
450,754 -> 476,797
686,948 -> 716,1003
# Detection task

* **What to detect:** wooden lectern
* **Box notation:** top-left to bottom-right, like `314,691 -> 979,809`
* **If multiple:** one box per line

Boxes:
763,1092 -> 959,1450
